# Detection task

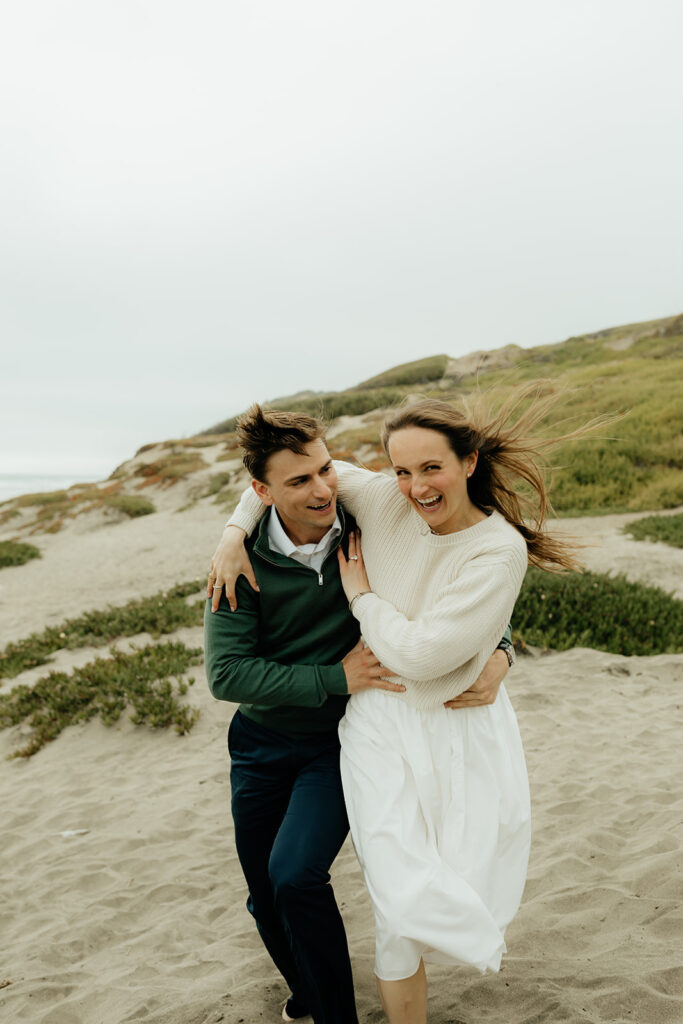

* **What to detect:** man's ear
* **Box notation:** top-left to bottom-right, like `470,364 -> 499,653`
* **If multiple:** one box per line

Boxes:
252,479 -> 274,506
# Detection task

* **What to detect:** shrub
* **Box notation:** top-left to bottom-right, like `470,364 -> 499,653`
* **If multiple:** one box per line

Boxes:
134,451 -> 208,486
204,472 -> 233,497
354,354 -> 449,390
0,581 -> 205,679
212,487 -> 244,512
2,482 -> 128,531
0,541 -> 41,568
105,494 -> 156,517
204,387 -> 407,435
513,567 -> 682,656
0,642 -> 202,758
14,490 -> 69,507
199,314 -> 683,514
0,507 -> 21,526
327,424 -> 382,452
624,513 -> 683,549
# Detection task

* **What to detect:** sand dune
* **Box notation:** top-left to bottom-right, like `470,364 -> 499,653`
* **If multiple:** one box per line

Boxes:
1,503 -> 682,1023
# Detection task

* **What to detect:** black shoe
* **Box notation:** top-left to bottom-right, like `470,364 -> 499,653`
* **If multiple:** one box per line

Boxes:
281,994 -> 311,1021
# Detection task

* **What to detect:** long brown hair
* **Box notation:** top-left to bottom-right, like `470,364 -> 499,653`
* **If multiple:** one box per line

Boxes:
381,384 -> 607,572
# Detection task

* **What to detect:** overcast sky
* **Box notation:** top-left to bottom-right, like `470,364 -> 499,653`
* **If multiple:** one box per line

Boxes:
2,0 -> 681,479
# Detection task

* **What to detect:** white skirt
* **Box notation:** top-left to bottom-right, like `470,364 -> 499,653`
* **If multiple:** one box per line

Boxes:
338,685 -> 531,981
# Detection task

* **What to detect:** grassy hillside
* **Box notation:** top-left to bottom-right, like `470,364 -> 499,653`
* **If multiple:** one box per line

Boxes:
203,313 -> 683,516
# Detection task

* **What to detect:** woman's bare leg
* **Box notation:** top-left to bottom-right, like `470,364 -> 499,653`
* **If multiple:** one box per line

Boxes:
376,960 -> 427,1024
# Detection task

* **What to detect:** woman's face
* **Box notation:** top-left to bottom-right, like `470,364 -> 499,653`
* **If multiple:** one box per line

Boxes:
387,426 -> 477,534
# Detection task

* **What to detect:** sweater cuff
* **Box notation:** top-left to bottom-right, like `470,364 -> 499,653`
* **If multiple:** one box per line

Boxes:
226,511 -> 255,534
350,591 -> 377,620
323,662 -> 349,696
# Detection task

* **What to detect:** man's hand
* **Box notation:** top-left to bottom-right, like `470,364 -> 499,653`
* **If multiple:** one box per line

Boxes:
342,640 -> 405,695
444,648 -> 510,709
207,525 -> 259,613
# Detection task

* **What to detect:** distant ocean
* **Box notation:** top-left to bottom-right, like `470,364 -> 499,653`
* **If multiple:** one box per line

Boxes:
0,473 -> 103,504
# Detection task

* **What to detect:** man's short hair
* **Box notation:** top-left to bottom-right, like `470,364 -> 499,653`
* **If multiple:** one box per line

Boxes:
236,404 -> 326,482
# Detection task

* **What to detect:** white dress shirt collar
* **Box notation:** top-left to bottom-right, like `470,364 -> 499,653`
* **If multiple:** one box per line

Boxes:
267,507 -> 343,573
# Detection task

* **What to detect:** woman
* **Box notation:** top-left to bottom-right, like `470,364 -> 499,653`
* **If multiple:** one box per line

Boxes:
213,391 -> 582,1023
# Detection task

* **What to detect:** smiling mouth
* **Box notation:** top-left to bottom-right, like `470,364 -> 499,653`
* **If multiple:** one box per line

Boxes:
308,500 -> 332,513
415,495 -> 442,510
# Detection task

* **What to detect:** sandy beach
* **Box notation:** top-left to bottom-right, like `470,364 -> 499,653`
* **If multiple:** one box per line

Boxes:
1,475 -> 682,1024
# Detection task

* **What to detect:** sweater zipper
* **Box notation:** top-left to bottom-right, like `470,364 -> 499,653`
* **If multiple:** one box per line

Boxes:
255,507 -> 345,588
256,549 -> 325,586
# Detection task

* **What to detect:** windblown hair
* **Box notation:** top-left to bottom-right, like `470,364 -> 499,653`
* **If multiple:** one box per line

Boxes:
381,384 -> 607,572
236,404 -> 326,482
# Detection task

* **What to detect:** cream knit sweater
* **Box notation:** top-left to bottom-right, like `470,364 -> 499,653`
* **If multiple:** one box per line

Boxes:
228,461 -> 528,710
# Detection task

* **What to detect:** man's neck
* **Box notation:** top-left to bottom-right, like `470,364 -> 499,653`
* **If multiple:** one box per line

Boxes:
273,508 -> 330,547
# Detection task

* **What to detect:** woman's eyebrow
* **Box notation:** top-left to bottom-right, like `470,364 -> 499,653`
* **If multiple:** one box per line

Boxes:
393,459 -> 442,471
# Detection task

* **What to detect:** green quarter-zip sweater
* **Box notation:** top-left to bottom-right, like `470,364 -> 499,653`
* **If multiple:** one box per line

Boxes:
204,505 -> 359,739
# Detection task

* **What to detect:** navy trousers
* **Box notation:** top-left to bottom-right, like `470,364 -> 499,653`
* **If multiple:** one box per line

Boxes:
228,711 -> 358,1024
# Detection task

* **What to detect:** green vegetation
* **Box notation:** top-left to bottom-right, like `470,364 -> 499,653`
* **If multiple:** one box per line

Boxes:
212,487 -> 244,512
210,434 -> 241,462
204,471 -> 233,497
435,327 -> 683,515
0,642 -> 201,758
204,387 -> 407,434
327,423 -> 390,470
0,581 -> 205,679
354,354 -> 449,390
106,494 -> 156,517
133,451 -> 208,486
328,423 -> 382,452
13,490 -> 70,507
0,541 -> 41,568
202,312 -> 683,515
513,567 -> 682,656
161,437 -> 218,449
624,513 -> 683,549
0,507 -> 20,526
6,482 -> 126,533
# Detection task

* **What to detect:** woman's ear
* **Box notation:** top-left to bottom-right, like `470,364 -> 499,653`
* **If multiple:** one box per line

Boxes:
467,451 -> 478,477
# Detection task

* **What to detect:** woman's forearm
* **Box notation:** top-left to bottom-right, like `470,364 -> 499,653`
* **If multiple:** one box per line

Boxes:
352,562 -> 521,680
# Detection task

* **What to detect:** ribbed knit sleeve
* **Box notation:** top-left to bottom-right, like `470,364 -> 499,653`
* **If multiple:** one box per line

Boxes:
227,460 -> 392,533
333,460 -> 393,520
353,541 -> 527,681
227,485 -> 266,535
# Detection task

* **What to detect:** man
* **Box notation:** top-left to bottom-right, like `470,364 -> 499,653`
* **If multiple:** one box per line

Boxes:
204,405 -> 513,1024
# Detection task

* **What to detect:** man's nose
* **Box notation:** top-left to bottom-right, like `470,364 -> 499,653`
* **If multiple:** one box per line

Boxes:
312,477 -> 333,498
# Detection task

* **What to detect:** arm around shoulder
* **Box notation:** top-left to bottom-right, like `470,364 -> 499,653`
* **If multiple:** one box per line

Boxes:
332,459 -> 393,520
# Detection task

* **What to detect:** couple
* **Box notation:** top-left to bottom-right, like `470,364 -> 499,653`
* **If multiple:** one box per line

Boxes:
204,394 -> 574,1023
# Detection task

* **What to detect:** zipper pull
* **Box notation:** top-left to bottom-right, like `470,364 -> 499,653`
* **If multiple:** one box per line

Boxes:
318,572 -> 323,586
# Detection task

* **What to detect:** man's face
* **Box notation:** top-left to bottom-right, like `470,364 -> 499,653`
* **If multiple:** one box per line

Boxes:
253,438 -> 338,546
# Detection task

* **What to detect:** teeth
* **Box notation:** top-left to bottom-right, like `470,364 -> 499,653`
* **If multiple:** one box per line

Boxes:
417,496 -> 441,508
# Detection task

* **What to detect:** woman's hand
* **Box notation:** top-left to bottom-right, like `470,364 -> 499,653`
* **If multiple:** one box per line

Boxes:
443,648 -> 509,709
208,525 -> 259,612
337,531 -> 371,605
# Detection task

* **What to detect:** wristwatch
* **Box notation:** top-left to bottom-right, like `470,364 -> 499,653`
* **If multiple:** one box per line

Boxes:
497,638 -> 516,668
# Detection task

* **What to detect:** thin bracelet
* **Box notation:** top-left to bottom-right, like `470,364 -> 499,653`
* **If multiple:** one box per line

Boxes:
349,590 -> 373,613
